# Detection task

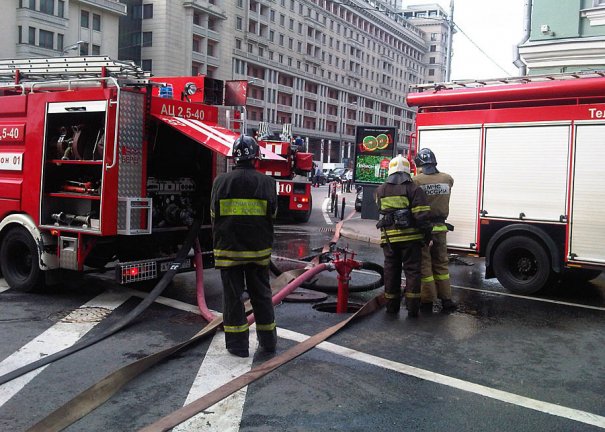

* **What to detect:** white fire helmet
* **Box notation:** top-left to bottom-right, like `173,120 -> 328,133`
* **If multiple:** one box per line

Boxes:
387,155 -> 410,176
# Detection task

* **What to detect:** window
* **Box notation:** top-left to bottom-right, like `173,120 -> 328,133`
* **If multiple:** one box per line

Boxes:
81,10 -> 89,28
235,38 -> 242,49
192,38 -> 200,52
57,33 -> 63,50
142,32 -> 152,47
58,0 -> 64,17
430,45 -> 436,52
236,17 -> 243,30
80,42 -> 89,55
40,0 -> 54,15
39,29 -> 53,49
429,57 -> 435,64
93,14 -> 101,31
28,27 -> 35,45
18,26 -> 22,44
208,43 -> 215,56
142,59 -> 152,72
193,13 -> 201,25
92,44 -> 100,55
428,69 -> 435,76
28,0 -> 35,9
143,3 -> 153,18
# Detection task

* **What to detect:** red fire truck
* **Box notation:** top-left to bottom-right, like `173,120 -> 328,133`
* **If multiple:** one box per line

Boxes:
407,72 -> 605,294
255,122 -> 313,222
0,56 -> 284,292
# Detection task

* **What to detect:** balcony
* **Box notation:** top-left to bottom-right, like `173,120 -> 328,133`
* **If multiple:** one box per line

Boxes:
17,8 -> 68,27
304,109 -> 316,117
304,54 -> 321,66
247,97 -> 265,107
325,114 -> 338,122
304,92 -> 318,100
192,24 -> 221,42
277,104 -> 292,112
277,84 -> 293,94
79,0 -> 127,15
183,0 -> 227,18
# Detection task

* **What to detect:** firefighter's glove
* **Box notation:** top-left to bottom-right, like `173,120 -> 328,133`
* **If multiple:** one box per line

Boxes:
423,230 -> 433,246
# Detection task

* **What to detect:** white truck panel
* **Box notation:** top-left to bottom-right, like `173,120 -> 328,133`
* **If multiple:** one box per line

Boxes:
417,127 -> 481,249
482,126 -> 569,221
570,125 -> 605,263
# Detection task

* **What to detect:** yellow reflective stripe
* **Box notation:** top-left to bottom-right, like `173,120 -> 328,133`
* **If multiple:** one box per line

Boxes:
405,292 -> 421,299
215,258 -> 271,267
210,208 -> 215,218
434,273 -> 450,281
421,276 -> 434,283
214,248 -> 272,259
219,198 -> 267,216
384,228 -> 419,236
380,195 -> 410,210
224,323 -> 249,333
380,234 -> 424,243
256,322 -> 277,331
432,224 -> 448,232
412,205 -> 431,213
384,292 -> 400,299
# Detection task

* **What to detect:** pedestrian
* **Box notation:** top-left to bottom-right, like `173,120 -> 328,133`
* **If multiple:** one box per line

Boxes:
313,164 -> 323,187
345,168 -> 353,193
413,148 -> 457,313
375,155 -> 432,317
210,135 -> 278,357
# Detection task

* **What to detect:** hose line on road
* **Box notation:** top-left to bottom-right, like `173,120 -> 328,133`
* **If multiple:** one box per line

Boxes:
0,220 -> 202,387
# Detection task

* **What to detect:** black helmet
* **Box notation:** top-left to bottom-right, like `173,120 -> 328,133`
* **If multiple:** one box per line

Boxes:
232,135 -> 260,164
414,148 -> 437,167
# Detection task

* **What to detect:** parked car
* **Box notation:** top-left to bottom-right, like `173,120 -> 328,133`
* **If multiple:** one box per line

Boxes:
326,168 -> 346,183
355,185 -> 363,211
311,171 -> 327,185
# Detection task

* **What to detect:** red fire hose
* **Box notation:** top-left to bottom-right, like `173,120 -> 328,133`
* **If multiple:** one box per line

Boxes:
194,238 -> 216,323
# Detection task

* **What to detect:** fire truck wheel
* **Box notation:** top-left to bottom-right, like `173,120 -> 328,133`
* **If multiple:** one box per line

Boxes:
0,227 -> 44,292
492,235 -> 553,295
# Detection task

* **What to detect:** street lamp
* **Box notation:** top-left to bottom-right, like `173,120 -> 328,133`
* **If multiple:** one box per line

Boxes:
61,40 -> 86,56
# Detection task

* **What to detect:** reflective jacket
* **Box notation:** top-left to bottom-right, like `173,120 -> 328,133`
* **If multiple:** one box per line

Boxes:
211,165 -> 277,268
375,174 -> 432,245
413,171 -> 453,233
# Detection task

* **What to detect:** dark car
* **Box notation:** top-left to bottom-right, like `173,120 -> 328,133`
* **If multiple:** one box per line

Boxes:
326,168 -> 346,183
355,186 -> 363,211
310,171 -> 327,186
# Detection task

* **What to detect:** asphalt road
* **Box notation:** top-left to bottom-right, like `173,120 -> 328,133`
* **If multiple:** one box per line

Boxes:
0,184 -> 604,431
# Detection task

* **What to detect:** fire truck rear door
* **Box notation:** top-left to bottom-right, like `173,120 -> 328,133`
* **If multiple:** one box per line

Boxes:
417,126 -> 481,250
569,124 -> 605,264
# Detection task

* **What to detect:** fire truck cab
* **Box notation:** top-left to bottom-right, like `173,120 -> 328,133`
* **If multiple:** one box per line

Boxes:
407,72 -> 605,294
0,56 -> 282,292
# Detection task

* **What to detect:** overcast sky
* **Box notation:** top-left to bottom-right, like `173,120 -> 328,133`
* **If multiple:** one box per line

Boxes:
417,0 -> 527,80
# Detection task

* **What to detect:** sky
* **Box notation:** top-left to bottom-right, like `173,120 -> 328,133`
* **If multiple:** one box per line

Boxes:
414,0 -> 527,80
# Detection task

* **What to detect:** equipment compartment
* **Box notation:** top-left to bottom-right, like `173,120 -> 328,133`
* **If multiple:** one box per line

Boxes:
40,102 -> 107,232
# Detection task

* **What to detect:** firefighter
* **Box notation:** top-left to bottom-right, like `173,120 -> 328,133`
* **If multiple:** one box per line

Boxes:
413,148 -> 457,313
375,155 -> 432,317
210,135 -> 278,357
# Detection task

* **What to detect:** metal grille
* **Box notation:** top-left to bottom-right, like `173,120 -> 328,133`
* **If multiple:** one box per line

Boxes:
119,261 -> 157,284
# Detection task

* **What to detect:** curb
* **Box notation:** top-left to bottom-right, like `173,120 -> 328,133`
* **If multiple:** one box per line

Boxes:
339,227 -> 381,244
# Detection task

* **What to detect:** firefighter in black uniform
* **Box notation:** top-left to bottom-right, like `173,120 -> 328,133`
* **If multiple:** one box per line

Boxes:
375,155 -> 432,317
210,135 -> 278,357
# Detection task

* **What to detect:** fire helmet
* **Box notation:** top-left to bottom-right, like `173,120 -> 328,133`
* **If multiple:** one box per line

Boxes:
232,135 -> 260,164
414,148 -> 437,167
387,155 -> 411,176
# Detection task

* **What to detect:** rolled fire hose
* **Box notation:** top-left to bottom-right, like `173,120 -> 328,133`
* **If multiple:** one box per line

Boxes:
26,263 -> 332,432
194,237 -> 216,322
0,220 -> 202,387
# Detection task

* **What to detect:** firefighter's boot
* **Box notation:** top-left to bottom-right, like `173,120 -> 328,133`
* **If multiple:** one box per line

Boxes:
385,298 -> 401,314
441,299 -> 457,313
227,347 -> 249,358
407,299 -> 420,318
258,327 -> 277,353
420,302 -> 433,314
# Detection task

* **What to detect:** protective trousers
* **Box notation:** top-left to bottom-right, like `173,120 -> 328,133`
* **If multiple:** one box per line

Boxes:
420,231 -> 452,303
382,241 -> 422,312
220,264 -> 277,352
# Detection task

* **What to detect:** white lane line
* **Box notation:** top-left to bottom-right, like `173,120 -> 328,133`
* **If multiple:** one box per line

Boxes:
0,290 -> 131,407
322,198 -> 333,225
278,328 -> 605,429
452,285 -> 605,312
174,327 -> 259,432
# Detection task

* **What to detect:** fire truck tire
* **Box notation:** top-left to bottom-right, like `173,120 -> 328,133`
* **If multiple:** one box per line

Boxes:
0,227 -> 44,292
492,235 -> 553,295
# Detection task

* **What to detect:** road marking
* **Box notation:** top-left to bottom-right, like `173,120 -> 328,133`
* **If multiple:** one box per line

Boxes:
173,327 -> 258,432
0,278 -> 9,293
0,290 -> 131,407
322,198 -> 333,225
452,285 -> 605,312
278,328 -> 605,429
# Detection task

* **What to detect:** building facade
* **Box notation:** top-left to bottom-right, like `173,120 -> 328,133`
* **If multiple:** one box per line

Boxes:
125,0 -> 447,161
0,0 -> 126,59
402,3 -> 452,83
519,0 -> 605,74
